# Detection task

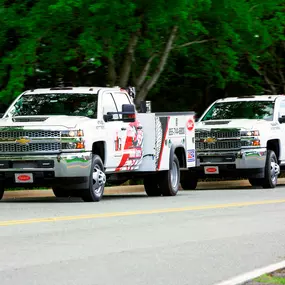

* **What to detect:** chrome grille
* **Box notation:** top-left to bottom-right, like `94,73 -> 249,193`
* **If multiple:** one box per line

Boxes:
195,130 -> 240,139
0,130 -> 60,139
196,141 -> 241,150
195,129 -> 241,151
0,143 -> 60,153
0,129 -> 61,154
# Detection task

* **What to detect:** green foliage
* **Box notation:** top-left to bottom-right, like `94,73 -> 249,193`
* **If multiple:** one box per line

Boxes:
255,274 -> 285,284
0,0 -> 284,109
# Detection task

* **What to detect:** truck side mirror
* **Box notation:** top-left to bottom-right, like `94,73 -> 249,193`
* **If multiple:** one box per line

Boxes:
279,116 -> 285,124
122,104 -> 136,122
103,113 -> 113,122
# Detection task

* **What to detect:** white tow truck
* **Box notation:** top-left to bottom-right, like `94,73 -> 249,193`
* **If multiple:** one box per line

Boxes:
180,95 -> 285,190
0,86 -> 197,202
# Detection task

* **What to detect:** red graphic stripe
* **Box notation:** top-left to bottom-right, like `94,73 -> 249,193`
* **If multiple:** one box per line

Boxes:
115,153 -> 130,172
115,121 -> 144,172
115,134 -> 134,171
157,116 -> 170,170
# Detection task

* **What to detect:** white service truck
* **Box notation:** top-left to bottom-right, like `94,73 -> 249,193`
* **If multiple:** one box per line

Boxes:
180,95 -> 285,190
0,86 -> 197,201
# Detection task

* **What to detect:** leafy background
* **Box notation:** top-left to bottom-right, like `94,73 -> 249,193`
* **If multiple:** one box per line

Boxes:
0,0 -> 285,117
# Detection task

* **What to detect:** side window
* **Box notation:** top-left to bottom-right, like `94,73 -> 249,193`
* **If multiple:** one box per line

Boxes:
113,93 -> 132,119
102,93 -> 119,120
279,100 -> 285,117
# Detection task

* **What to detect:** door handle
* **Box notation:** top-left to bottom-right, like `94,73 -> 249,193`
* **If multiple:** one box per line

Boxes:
121,127 -> 126,131
137,126 -> 143,130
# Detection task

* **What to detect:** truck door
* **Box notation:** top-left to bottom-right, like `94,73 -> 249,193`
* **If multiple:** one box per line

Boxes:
112,92 -> 143,171
101,92 -> 124,170
277,99 -> 285,161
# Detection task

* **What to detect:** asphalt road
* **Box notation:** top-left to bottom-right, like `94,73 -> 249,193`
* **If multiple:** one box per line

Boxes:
1,186 -> 285,285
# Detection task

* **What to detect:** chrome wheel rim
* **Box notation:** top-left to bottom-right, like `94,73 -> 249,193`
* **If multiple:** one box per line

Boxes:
170,161 -> 179,189
92,164 -> 106,194
270,158 -> 280,184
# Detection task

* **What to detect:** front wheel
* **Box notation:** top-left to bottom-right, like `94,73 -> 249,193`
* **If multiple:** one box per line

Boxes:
180,178 -> 198,190
180,171 -> 198,190
81,155 -> 106,202
262,150 -> 280,189
158,154 -> 180,196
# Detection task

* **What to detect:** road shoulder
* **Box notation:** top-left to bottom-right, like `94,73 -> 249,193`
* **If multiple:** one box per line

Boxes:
3,178 -> 285,199
214,261 -> 285,285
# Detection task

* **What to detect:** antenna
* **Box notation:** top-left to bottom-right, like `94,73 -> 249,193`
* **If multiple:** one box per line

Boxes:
124,86 -> 136,99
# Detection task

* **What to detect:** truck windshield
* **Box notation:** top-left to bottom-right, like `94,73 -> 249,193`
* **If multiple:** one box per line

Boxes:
201,101 -> 274,121
8,93 -> 97,118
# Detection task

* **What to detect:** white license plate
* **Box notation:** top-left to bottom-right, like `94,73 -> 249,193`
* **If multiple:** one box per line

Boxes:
15,173 -> 34,183
204,166 -> 219,174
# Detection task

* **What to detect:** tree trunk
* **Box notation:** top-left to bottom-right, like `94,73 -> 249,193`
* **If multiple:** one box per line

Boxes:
136,53 -> 157,90
277,60 -> 285,94
117,32 -> 139,87
107,56 -> 117,86
204,82 -> 214,107
135,25 -> 178,105
263,71 -> 277,94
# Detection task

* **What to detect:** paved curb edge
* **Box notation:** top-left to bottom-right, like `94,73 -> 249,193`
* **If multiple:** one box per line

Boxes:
213,260 -> 285,285
4,178 -> 285,199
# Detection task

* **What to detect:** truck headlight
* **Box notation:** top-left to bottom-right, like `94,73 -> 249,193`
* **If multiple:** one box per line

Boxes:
250,139 -> 260,146
62,142 -> 85,149
241,130 -> 260,136
61,130 -> 84,137
61,130 -> 85,150
241,130 -> 261,147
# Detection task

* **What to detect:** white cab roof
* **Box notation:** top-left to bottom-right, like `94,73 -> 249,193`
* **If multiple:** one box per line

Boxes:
23,86 -> 125,95
215,95 -> 284,103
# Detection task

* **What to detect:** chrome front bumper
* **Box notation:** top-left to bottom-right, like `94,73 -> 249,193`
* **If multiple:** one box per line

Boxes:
197,148 -> 267,169
0,152 -> 92,177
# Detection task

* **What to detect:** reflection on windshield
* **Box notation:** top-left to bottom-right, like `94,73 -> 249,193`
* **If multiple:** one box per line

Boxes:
9,93 -> 97,118
201,101 -> 274,121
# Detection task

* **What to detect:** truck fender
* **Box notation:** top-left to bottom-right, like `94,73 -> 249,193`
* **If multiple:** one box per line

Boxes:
169,144 -> 186,170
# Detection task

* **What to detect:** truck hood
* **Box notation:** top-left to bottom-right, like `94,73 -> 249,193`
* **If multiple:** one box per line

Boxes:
196,119 -> 270,130
0,115 -> 91,129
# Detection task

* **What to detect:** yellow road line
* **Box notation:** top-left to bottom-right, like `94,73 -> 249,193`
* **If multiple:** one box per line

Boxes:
1,199 -> 285,227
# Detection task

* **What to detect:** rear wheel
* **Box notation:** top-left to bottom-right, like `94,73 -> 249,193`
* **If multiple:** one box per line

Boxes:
159,154 -> 180,196
0,187 -> 4,201
81,155 -> 106,202
262,150 -> 279,189
143,175 -> 161,196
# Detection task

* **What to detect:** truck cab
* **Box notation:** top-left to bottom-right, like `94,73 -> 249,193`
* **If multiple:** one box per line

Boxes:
184,95 -> 285,190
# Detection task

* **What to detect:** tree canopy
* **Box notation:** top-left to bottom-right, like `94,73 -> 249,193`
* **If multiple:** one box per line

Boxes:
0,0 -> 284,114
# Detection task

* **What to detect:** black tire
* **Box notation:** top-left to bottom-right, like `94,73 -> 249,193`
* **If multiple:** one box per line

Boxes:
180,178 -> 198,190
143,175 -> 162,196
52,188 -> 71,198
248,178 -> 263,187
0,187 -> 4,201
158,154 -> 180,196
81,155 -> 106,202
262,150 -> 280,189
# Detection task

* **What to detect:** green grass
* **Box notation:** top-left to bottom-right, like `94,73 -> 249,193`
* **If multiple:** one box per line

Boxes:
6,187 -> 50,191
255,274 -> 285,284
